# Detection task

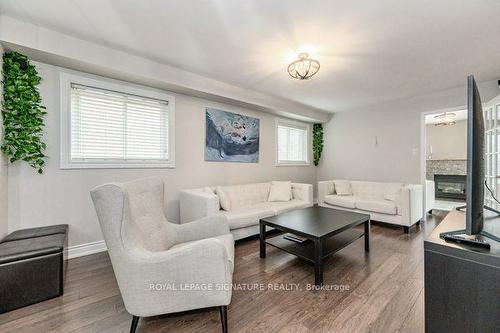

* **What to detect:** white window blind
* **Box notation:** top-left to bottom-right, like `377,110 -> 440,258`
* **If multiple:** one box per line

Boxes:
277,123 -> 309,164
70,84 -> 170,164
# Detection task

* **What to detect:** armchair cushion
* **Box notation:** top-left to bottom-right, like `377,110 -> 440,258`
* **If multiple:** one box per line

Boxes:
125,178 -> 176,252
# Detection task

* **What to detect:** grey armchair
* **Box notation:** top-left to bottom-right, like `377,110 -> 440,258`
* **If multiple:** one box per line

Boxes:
90,177 -> 234,333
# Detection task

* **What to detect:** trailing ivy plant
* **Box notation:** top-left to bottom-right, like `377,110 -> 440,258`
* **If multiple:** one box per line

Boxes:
1,51 -> 47,173
312,123 -> 323,166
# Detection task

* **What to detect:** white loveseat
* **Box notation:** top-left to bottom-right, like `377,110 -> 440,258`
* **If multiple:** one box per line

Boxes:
180,182 -> 313,240
318,180 -> 423,232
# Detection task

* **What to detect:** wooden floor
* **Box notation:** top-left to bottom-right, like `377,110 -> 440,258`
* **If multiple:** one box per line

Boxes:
0,211 -> 446,333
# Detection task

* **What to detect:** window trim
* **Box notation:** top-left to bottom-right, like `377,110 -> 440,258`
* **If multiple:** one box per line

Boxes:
60,71 -> 175,169
275,118 -> 311,167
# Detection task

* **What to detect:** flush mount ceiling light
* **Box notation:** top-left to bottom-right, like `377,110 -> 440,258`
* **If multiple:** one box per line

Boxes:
287,52 -> 320,80
433,112 -> 457,126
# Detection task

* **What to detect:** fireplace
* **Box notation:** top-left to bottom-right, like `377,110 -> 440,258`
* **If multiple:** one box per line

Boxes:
434,174 -> 466,200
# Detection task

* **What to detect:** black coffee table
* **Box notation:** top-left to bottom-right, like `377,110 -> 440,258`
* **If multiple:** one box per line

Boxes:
259,206 -> 370,286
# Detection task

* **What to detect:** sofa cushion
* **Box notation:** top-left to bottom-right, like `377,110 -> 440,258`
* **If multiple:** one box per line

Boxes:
256,200 -> 310,215
351,181 -> 385,199
204,187 -> 215,194
334,181 -> 352,196
356,198 -> 397,215
216,183 -> 270,210
171,233 -> 234,269
215,186 -> 231,211
383,183 -> 404,201
323,195 -> 357,209
221,206 -> 274,230
268,181 -> 292,202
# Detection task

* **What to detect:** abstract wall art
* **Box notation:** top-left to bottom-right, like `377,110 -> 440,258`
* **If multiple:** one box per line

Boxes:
205,108 -> 260,162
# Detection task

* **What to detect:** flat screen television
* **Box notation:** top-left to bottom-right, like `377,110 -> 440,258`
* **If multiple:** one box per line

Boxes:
440,75 -> 500,248
466,74 -> 486,235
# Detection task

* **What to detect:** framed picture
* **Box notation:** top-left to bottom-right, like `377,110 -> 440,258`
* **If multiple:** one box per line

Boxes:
205,107 -> 260,162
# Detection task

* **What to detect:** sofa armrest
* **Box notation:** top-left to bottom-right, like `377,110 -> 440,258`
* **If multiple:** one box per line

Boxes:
425,180 -> 435,213
398,184 -> 423,226
291,183 -> 313,204
180,189 -> 220,223
317,181 -> 334,205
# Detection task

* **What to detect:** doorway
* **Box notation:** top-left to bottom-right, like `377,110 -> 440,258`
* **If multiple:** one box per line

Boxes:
420,94 -> 500,214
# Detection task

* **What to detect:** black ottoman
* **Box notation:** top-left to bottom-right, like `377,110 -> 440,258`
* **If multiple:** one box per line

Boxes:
0,224 -> 68,314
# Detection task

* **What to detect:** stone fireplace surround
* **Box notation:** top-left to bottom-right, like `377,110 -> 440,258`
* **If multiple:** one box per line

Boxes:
426,159 -> 466,181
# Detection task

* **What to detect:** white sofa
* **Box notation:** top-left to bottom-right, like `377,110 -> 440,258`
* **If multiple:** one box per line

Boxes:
318,180 -> 423,232
180,182 -> 313,240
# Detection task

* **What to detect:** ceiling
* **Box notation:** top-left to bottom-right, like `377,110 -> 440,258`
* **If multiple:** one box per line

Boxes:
1,0 -> 499,113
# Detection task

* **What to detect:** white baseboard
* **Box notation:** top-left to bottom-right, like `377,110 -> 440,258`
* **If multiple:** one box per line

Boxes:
68,240 -> 107,259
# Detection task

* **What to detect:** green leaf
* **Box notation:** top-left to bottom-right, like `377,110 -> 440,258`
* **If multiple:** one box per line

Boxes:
2,51 -> 46,174
312,123 -> 324,167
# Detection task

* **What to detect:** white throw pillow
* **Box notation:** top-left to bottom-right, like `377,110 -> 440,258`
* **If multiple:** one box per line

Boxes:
334,181 -> 352,196
204,186 -> 215,194
215,186 -> 231,211
268,181 -> 292,202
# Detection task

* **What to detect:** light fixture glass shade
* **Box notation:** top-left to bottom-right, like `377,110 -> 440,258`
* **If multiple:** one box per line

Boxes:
433,112 -> 457,126
287,53 -> 320,80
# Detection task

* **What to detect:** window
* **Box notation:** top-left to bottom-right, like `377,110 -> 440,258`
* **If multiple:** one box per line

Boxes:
60,73 -> 175,168
276,120 -> 309,165
484,96 -> 500,209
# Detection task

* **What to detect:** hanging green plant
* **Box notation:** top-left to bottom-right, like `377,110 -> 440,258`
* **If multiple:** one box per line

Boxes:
312,123 -> 323,166
1,51 -> 47,173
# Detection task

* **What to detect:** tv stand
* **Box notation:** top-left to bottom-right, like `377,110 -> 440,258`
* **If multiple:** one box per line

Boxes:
425,210 -> 500,333
441,205 -> 500,244
455,204 -> 500,216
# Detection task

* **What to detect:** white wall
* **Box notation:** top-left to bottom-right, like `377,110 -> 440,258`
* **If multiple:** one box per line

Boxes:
317,79 -> 500,184
426,120 -> 467,160
7,62 -> 317,247
0,44 -> 8,240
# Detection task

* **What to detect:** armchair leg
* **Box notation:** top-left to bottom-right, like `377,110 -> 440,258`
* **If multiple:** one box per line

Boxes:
219,306 -> 228,333
130,316 -> 140,333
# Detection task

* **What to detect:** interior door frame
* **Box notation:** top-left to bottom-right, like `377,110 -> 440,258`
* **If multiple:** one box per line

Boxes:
419,105 -> 466,216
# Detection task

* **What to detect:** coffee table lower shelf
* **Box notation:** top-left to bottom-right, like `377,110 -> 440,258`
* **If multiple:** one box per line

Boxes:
265,229 -> 364,263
